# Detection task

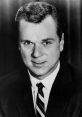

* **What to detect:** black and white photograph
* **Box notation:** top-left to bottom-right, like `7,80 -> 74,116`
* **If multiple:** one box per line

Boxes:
0,0 -> 82,117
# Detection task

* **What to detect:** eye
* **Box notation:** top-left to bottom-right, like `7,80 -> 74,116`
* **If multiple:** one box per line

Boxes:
42,40 -> 53,46
21,40 -> 33,46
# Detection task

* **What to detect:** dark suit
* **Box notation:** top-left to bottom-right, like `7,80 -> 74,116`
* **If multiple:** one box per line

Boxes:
0,61 -> 82,117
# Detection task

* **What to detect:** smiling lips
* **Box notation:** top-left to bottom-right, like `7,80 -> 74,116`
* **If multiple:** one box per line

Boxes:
32,61 -> 46,68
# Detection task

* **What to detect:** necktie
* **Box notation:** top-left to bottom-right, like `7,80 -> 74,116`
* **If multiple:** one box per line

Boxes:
36,83 -> 45,117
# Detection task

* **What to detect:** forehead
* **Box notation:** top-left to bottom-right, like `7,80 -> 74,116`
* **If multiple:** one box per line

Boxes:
19,15 -> 58,41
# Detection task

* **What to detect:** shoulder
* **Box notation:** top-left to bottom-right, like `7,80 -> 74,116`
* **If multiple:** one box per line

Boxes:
60,61 -> 82,80
68,64 -> 82,91
59,61 -> 82,93
68,63 -> 82,79
0,68 -> 29,98
0,68 -> 31,117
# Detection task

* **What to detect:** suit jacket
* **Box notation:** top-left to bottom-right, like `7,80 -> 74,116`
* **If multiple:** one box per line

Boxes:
0,61 -> 82,117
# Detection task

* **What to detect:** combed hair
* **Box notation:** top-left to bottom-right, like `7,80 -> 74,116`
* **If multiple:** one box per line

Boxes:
15,2 -> 57,23
15,1 -> 63,39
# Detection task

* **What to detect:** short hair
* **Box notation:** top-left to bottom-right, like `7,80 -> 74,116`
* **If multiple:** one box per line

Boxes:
15,1 -> 63,39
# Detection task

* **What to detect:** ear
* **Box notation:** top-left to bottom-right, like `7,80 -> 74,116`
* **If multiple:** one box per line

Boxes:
60,33 -> 64,52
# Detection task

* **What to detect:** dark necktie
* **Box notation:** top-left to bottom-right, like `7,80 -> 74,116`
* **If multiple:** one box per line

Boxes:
36,83 -> 45,117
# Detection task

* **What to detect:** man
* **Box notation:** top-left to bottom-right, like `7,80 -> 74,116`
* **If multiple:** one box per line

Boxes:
0,1 -> 82,117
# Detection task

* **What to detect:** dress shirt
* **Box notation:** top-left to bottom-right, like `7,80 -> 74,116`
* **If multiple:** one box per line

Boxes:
28,62 -> 60,111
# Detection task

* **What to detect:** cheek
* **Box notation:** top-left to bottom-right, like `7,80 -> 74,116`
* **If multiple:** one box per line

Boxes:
20,49 -> 26,58
20,48 -> 31,61
47,45 -> 60,60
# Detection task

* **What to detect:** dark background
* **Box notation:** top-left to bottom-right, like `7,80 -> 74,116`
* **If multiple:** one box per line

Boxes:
0,0 -> 82,77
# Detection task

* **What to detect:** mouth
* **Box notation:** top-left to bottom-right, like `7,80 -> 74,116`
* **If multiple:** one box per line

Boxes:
32,61 -> 46,68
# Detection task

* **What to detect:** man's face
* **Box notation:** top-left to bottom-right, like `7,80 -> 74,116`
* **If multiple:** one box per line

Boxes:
19,16 -> 64,79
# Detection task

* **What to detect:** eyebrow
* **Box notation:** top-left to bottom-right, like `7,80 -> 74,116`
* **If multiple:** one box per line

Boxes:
20,40 -> 33,43
42,38 -> 55,42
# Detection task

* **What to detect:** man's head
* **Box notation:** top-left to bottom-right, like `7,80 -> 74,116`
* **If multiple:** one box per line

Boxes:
15,1 -> 64,79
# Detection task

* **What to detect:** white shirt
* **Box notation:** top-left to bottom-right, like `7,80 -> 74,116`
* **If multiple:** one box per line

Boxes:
29,62 -> 60,111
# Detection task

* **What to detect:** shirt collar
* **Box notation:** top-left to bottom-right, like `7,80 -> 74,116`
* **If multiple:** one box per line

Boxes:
29,61 -> 60,91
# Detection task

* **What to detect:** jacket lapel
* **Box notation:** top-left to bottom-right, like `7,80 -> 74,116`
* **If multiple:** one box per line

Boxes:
46,62 -> 74,117
18,88 -> 35,117
16,73 -> 36,117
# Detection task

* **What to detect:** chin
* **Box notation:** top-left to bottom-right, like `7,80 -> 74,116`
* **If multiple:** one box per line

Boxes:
30,68 -> 47,77
33,70 -> 45,75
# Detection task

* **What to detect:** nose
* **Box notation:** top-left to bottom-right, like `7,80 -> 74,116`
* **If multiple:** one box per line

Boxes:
32,44 -> 42,58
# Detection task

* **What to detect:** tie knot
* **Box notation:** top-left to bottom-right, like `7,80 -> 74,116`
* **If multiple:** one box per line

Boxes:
36,82 -> 44,90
